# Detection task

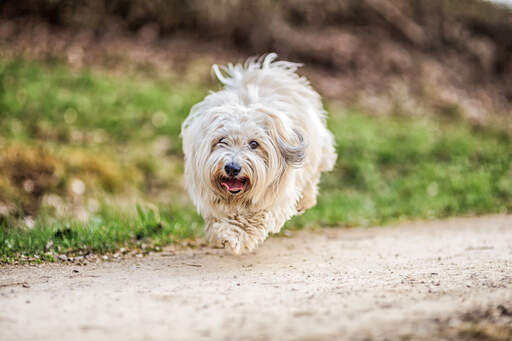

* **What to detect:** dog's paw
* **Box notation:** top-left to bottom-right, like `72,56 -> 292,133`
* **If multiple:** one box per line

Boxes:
206,222 -> 242,254
206,221 -> 262,255
221,235 -> 243,255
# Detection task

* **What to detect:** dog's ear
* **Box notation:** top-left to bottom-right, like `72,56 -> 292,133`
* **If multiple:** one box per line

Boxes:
265,112 -> 306,167
279,128 -> 305,166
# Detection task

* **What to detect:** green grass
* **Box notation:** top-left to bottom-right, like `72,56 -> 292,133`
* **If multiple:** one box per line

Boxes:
0,204 -> 203,263
290,111 -> 512,228
1,58 -> 511,262
0,58 -> 203,150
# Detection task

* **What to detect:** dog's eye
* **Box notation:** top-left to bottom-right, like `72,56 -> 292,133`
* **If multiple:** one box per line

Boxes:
249,140 -> 259,150
218,138 -> 228,146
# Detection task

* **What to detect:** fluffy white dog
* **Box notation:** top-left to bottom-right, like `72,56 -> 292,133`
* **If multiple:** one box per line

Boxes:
181,53 -> 336,253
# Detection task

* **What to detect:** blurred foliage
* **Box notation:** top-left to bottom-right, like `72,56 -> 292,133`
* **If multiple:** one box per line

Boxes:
3,0 -> 511,65
0,58 -> 202,148
0,58 -> 511,262
0,58 -> 203,220
2,0 -> 511,121
4,0 -> 511,43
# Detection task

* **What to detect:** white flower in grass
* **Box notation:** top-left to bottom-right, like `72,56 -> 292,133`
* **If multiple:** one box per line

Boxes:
71,178 -> 86,196
24,216 -> 35,229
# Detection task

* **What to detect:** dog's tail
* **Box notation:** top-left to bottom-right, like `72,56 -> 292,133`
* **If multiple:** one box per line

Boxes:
212,53 -> 302,88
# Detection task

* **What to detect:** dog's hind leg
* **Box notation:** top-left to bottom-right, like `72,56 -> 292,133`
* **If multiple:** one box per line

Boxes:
297,178 -> 319,213
297,137 -> 336,213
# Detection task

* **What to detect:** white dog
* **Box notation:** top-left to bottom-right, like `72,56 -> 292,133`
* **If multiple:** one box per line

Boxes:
181,53 -> 336,253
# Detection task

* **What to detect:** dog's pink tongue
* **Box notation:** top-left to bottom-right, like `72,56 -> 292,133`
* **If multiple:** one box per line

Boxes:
222,179 -> 244,192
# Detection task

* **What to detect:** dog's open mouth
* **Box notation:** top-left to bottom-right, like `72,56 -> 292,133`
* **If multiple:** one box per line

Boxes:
220,177 -> 248,194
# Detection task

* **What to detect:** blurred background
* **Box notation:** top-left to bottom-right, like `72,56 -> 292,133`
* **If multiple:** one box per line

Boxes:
1,0 -> 511,262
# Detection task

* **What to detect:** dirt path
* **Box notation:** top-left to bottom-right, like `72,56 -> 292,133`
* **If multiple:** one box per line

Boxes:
1,215 -> 511,340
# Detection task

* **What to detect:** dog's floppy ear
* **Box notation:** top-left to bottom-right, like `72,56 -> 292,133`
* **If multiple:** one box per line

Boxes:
265,111 -> 306,167
279,128 -> 306,166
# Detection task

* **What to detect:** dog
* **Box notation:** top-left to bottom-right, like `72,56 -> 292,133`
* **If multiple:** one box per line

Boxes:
181,53 -> 336,254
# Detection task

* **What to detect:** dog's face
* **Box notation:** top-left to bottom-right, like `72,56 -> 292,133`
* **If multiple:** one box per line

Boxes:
194,107 -> 305,205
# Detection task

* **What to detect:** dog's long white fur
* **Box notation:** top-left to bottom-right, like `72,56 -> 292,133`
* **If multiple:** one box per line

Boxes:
181,53 -> 336,253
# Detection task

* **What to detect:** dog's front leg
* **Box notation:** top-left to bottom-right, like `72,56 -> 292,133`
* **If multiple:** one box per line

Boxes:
205,212 -> 269,254
205,218 -> 246,254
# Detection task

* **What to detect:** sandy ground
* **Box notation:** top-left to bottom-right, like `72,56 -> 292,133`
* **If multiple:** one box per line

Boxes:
1,215 -> 511,341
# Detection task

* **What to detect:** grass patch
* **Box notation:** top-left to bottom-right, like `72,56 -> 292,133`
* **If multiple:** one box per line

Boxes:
1,58 -> 511,262
0,204 -> 203,263
289,110 -> 512,228
0,58 -> 203,149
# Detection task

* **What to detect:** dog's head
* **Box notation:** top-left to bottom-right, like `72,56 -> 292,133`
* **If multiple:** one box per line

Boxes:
187,105 -> 305,206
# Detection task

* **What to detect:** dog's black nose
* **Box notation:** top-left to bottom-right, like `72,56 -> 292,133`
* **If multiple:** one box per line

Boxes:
224,162 -> 241,177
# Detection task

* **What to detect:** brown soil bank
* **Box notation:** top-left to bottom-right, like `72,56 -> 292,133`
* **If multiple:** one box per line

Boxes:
1,215 -> 512,340
2,0 -> 512,124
